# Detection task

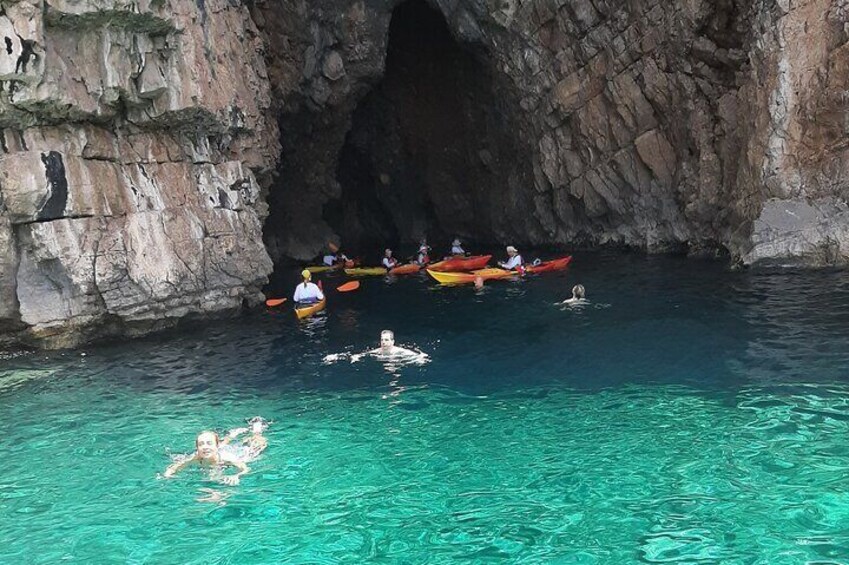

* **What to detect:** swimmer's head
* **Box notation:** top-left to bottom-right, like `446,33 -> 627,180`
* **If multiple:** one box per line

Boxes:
195,431 -> 220,459
572,284 -> 585,299
380,330 -> 395,351
474,275 -> 484,290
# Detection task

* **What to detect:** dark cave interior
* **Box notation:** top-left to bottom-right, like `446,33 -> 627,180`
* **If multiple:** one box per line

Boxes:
322,0 -> 527,256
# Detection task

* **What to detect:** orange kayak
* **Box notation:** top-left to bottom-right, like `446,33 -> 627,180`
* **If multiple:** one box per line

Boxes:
429,254 -> 492,272
427,267 -> 518,284
295,298 -> 326,319
389,263 -> 422,275
524,256 -> 573,274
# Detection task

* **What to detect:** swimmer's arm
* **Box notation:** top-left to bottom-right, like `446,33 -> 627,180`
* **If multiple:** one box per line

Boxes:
164,455 -> 197,478
221,427 -> 249,445
221,459 -> 250,486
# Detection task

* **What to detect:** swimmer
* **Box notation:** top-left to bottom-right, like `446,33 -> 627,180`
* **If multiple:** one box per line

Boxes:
474,275 -> 484,290
366,330 -> 421,359
559,284 -> 587,305
163,419 -> 269,485
325,330 -> 429,365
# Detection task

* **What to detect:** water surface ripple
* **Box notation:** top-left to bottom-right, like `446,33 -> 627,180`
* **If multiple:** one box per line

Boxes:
2,252 -> 849,564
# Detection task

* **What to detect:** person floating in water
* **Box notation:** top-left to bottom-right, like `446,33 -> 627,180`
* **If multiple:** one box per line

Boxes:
450,238 -> 465,256
560,284 -> 587,305
323,330 -> 429,366
474,275 -> 484,290
163,418 -> 269,485
498,245 -> 523,271
382,248 -> 399,270
294,269 -> 325,304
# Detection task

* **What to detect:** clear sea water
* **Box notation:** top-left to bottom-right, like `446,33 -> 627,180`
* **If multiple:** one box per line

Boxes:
2,251 -> 849,564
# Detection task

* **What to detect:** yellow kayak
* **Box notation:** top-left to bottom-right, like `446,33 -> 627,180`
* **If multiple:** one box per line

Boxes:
294,298 -> 326,319
303,264 -> 339,273
426,268 -> 518,284
344,267 -> 387,276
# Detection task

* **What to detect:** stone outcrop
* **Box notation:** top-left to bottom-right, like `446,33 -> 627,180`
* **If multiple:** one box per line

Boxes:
0,0 -> 278,347
255,0 -> 849,267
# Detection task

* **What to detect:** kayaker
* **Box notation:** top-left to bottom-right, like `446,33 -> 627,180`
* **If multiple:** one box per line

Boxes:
416,240 -> 431,265
498,246 -> 523,271
322,250 -> 349,267
450,238 -> 465,256
560,284 -> 587,305
293,269 -> 325,304
382,248 -> 399,270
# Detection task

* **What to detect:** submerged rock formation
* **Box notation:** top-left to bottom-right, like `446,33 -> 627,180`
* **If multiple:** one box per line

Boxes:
0,0 -> 847,347
0,0 -> 278,347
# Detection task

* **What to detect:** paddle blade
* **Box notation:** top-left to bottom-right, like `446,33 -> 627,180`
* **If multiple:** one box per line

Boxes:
337,281 -> 360,293
265,298 -> 287,307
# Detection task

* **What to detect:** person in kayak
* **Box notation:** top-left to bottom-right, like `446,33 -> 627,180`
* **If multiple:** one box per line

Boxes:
498,246 -> 523,271
416,240 -> 431,265
322,249 -> 350,267
450,238 -> 466,256
293,269 -> 325,304
163,418 -> 268,485
382,248 -> 399,270
560,284 -> 587,305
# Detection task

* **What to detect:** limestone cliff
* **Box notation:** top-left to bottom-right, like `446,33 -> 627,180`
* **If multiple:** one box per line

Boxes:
0,0 -> 279,347
256,0 -> 849,267
1,0 -> 848,348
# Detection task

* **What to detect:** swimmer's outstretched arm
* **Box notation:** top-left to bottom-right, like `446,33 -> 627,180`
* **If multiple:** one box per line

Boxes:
164,454 -> 198,478
220,459 -> 250,486
221,427 -> 249,445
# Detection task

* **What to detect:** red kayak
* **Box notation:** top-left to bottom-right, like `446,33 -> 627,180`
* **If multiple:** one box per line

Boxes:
389,263 -> 422,275
524,256 -> 573,274
429,254 -> 492,272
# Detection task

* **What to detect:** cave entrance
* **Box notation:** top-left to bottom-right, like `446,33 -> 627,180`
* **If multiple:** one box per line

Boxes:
325,0 -> 522,256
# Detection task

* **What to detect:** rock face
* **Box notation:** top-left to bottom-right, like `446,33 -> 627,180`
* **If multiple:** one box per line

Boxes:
1,0 -> 848,347
255,0 -> 849,266
0,0 -> 278,347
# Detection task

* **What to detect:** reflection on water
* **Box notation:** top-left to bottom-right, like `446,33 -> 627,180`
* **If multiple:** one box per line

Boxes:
2,252 -> 849,563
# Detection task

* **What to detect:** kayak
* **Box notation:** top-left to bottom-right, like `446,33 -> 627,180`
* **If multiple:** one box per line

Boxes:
303,260 -> 357,274
429,254 -> 492,272
303,264 -> 339,273
294,298 -> 326,319
344,267 -> 388,276
427,267 -> 518,284
388,263 -> 422,275
524,255 -> 573,274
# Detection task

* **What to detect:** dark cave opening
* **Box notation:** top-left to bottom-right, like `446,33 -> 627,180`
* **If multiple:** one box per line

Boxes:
324,0 -> 528,256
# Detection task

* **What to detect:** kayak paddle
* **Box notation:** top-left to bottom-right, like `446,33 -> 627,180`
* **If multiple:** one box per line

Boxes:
265,298 -> 287,307
337,281 -> 360,292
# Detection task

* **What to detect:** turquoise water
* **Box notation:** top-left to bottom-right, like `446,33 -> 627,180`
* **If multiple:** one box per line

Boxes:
2,252 -> 849,564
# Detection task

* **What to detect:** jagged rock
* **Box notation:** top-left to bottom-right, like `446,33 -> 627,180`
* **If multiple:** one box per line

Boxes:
0,0 -> 278,347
